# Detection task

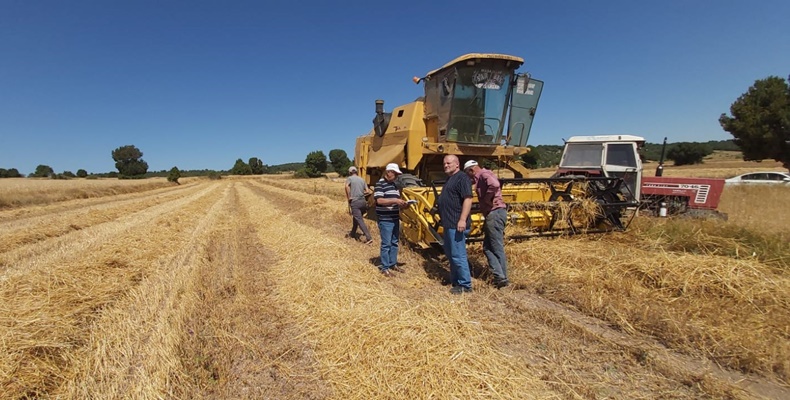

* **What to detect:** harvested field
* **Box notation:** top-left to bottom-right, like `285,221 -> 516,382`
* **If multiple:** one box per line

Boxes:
0,168 -> 788,399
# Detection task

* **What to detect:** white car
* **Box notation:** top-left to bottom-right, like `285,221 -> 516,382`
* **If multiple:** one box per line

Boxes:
725,171 -> 790,185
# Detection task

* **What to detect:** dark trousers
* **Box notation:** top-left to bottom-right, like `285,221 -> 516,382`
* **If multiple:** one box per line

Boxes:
483,208 -> 508,283
349,198 -> 372,241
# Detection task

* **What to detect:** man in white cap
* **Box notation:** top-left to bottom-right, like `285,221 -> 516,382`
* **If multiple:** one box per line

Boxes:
345,166 -> 373,244
373,163 -> 408,276
464,159 -> 509,288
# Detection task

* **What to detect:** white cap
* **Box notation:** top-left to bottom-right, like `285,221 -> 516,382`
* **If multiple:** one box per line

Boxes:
348,166 -> 358,173
385,163 -> 403,174
463,160 -> 478,170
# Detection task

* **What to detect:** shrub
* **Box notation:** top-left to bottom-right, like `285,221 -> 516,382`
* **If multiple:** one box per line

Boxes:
167,167 -> 181,184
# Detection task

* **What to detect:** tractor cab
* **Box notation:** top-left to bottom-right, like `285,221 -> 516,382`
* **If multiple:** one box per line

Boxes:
554,135 -> 645,202
420,54 -> 543,148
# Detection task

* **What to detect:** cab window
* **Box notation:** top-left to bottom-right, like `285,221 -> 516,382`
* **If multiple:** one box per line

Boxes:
606,143 -> 637,167
560,143 -> 603,167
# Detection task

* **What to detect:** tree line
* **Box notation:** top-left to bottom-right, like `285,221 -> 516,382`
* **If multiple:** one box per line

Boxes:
0,144 -> 307,181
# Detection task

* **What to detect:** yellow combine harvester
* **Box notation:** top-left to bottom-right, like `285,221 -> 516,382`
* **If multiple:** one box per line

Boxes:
355,53 -> 636,249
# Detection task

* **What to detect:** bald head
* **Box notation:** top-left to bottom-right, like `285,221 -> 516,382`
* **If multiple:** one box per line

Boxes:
443,155 -> 460,176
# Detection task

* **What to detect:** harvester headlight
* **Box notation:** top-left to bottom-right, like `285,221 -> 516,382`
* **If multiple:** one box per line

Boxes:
437,145 -> 444,153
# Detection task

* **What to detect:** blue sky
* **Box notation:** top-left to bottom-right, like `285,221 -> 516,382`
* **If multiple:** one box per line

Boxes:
2,0 -> 789,174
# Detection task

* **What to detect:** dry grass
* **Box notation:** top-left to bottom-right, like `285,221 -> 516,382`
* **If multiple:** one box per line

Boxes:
0,177 -> 200,209
1,159 -> 788,399
718,184 -> 790,236
505,233 -> 789,383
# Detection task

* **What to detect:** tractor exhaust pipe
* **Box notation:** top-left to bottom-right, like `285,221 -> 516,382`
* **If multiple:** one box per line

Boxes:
656,137 -> 667,176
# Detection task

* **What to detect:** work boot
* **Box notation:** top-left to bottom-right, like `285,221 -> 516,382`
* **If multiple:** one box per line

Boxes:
494,279 -> 510,289
380,269 -> 394,277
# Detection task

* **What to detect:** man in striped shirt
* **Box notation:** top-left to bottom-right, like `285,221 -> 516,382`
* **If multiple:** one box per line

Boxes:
374,163 -> 408,277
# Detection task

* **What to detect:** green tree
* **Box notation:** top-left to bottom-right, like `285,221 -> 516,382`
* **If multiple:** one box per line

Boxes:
519,145 -> 563,168
62,170 -> 76,178
230,158 -> 252,175
76,169 -> 88,178
248,157 -> 265,174
167,166 -> 181,184
31,164 -> 54,178
0,168 -> 18,178
666,143 -> 712,166
304,150 -> 327,178
720,75 -> 790,171
328,149 -> 352,176
111,145 -> 149,177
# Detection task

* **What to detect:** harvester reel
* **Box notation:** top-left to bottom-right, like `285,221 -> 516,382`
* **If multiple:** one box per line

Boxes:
548,181 -> 575,202
586,179 -> 628,230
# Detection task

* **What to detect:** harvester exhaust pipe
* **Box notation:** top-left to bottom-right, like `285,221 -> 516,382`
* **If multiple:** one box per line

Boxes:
373,99 -> 391,137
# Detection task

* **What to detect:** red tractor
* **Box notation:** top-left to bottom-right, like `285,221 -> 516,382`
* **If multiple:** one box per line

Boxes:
553,135 -> 726,218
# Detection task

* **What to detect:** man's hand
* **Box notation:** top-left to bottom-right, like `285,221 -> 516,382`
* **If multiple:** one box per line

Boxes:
457,220 -> 467,231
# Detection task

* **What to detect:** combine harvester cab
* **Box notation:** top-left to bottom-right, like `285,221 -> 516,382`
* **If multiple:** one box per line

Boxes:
355,54 -> 637,249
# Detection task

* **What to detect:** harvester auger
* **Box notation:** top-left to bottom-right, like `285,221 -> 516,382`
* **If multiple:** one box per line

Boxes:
354,53 -> 637,249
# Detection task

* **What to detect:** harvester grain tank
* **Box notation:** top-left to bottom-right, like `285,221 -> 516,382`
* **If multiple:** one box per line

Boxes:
354,54 -> 637,249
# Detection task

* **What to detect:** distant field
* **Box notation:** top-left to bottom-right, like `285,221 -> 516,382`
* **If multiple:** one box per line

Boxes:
644,151 -> 786,179
0,157 -> 788,399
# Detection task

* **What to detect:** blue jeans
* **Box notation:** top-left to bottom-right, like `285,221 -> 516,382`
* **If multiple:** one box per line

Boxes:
443,227 -> 471,289
378,219 -> 399,270
483,208 -> 508,282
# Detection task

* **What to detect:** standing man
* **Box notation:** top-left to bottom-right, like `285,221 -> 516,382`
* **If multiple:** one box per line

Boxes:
464,160 -> 509,288
437,155 -> 473,294
374,163 -> 408,277
345,166 -> 373,245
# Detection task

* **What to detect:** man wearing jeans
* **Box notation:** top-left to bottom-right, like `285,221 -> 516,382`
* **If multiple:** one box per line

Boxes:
374,163 -> 408,277
437,155 -> 473,294
464,160 -> 509,288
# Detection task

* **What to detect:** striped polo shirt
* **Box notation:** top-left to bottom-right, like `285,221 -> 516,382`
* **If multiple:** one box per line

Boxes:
374,178 -> 401,221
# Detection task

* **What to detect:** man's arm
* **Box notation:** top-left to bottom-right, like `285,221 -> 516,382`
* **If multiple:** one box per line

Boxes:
377,197 -> 406,206
345,181 -> 352,201
375,183 -> 406,207
457,196 -> 472,231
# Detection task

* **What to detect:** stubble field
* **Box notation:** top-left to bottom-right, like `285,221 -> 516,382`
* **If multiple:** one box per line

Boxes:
0,157 -> 788,399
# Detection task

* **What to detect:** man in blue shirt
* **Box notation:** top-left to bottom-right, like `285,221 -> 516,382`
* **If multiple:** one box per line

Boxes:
374,163 -> 408,277
437,155 -> 473,294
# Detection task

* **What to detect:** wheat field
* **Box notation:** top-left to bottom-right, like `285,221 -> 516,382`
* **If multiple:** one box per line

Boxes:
0,158 -> 788,399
